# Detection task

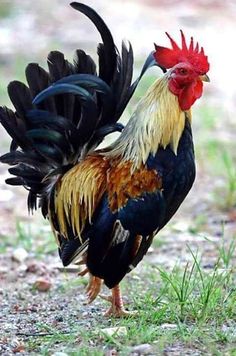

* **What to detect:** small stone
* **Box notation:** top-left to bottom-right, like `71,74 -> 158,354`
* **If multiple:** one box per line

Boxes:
131,343 -> 153,355
101,326 -> 127,338
12,247 -> 28,263
105,350 -> 118,356
160,323 -> 178,330
18,264 -> 27,273
34,278 -> 52,292
0,266 -> 8,273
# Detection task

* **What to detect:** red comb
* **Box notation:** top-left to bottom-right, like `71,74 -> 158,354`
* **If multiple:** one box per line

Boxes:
154,30 -> 209,74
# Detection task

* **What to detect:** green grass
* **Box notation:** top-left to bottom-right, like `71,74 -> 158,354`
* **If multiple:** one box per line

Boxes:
204,227 -> 236,269
0,220 -> 57,256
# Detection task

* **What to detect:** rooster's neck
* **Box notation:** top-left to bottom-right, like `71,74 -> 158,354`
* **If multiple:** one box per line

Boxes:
105,76 -> 191,169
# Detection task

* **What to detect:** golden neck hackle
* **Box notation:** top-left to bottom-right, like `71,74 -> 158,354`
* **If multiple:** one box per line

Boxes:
105,75 -> 191,169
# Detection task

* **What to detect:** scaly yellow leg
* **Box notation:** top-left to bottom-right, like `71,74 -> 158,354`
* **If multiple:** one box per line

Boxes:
86,274 -> 103,304
101,284 -> 137,317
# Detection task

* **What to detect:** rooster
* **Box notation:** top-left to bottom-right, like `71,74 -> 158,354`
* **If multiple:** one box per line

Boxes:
0,2 -> 209,317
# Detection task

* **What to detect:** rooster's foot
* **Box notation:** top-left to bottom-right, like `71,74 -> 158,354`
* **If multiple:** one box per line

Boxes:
101,284 -> 137,318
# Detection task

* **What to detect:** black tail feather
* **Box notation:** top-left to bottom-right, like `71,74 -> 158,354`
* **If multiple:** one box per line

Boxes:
115,41 -> 133,109
25,63 -> 56,113
8,81 -> 33,119
47,51 -> 74,81
0,1 -> 164,218
70,2 -> 117,84
47,51 -> 75,120
5,177 -> 25,186
0,107 -> 31,151
74,49 -> 96,75
0,151 -> 44,167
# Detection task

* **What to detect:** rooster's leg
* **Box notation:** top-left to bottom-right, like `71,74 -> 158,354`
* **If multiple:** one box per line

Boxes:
86,274 -> 103,304
101,284 -> 136,317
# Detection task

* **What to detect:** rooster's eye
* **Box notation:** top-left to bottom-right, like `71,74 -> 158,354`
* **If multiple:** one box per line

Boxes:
179,68 -> 188,75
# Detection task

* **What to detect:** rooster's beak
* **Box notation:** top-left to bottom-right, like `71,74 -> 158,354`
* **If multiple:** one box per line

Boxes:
199,74 -> 210,82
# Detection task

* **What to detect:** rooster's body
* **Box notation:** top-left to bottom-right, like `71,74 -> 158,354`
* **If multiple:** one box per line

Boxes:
53,80 -> 195,287
0,2 -> 209,316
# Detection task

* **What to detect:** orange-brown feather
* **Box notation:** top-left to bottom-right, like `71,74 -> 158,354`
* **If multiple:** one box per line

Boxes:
131,235 -> 143,259
107,160 -> 162,212
52,154 -> 162,241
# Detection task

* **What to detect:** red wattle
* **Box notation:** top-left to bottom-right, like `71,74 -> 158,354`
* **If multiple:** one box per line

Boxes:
169,79 -> 203,111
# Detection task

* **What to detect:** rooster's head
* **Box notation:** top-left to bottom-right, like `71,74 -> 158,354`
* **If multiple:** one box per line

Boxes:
154,31 -> 210,111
